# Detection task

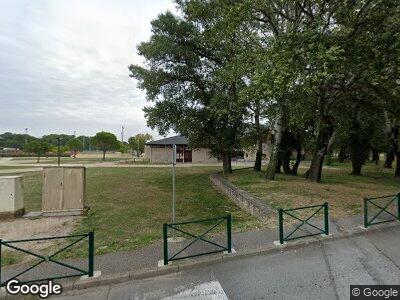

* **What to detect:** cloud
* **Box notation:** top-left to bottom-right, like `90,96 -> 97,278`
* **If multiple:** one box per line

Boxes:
0,0 -> 176,139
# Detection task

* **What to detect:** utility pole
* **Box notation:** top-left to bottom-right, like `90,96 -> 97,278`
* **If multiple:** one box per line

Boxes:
121,126 -> 124,142
24,128 -> 28,151
57,137 -> 61,166
73,131 -> 76,137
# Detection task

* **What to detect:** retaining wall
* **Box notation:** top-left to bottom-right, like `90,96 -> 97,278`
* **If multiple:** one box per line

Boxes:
210,173 -> 275,220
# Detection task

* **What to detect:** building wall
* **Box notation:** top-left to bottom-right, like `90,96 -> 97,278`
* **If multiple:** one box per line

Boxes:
192,148 -> 218,163
144,145 -> 173,163
244,142 -> 272,161
145,146 -> 217,164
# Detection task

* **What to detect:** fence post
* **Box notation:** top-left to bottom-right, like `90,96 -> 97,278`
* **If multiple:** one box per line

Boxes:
163,224 -> 168,265
324,203 -> 329,235
227,215 -> 232,253
364,198 -> 368,228
397,193 -> 400,221
279,209 -> 284,244
88,232 -> 94,277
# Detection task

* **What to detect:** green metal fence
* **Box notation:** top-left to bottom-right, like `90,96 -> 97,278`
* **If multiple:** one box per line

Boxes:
364,193 -> 400,228
163,215 -> 232,265
0,232 -> 94,286
278,203 -> 329,245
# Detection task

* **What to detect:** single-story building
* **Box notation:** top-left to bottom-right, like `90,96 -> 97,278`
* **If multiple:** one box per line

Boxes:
144,135 -> 272,164
144,135 -> 218,164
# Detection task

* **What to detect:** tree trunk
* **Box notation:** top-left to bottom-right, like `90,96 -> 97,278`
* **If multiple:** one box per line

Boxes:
254,148 -> 262,171
338,146 -> 347,163
384,112 -> 396,169
371,150 -> 379,165
253,104 -> 263,171
102,150 -> 106,161
222,152 -> 232,174
306,129 -> 336,183
275,156 -> 282,173
266,108 -> 283,180
385,152 -> 394,168
290,145 -> 302,176
396,151 -> 400,177
351,144 -> 366,176
282,148 -> 291,175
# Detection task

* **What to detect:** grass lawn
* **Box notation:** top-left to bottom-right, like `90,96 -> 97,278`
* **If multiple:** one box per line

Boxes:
13,157 -> 122,164
0,166 -> 39,170
226,162 -> 400,219
20,167 -> 261,257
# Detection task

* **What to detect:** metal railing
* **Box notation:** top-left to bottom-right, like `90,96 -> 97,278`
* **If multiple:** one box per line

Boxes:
278,203 -> 329,244
364,193 -> 400,228
163,215 -> 232,265
0,232 -> 94,286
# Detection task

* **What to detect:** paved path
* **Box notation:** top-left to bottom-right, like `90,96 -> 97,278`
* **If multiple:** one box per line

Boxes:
54,225 -> 400,299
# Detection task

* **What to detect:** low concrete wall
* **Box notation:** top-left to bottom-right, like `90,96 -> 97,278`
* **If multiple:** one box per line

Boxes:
209,173 -> 275,220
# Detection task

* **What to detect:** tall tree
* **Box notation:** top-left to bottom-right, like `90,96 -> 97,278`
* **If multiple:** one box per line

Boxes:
92,131 -> 119,161
130,1 -> 248,173
25,140 -> 50,163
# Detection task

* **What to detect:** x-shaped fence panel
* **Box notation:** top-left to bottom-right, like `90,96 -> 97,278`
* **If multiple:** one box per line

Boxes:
0,232 -> 94,286
364,193 -> 400,228
163,215 -> 231,265
278,203 -> 329,244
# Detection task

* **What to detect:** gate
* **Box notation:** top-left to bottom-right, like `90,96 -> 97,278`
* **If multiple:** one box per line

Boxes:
364,193 -> 400,228
278,203 -> 329,244
0,232 -> 94,286
163,215 -> 232,265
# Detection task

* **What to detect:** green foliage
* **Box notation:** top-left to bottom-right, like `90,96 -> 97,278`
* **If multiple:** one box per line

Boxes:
41,134 -> 75,147
128,133 -> 152,156
66,138 -> 83,152
92,131 -> 119,160
25,140 -> 51,162
50,145 -> 69,154
0,132 -> 37,150
130,1 -> 250,172
118,141 -> 130,154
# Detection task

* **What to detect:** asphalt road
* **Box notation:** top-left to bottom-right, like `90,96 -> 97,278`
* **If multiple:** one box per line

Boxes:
54,225 -> 400,300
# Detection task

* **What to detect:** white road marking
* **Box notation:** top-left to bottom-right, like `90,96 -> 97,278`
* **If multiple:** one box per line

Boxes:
162,280 -> 228,300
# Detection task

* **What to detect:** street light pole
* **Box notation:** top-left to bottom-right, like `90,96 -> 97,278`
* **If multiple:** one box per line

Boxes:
172,144 -> 176,225
57,137 -> 61,166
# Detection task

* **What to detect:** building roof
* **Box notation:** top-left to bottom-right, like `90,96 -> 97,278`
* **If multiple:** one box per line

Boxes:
146,135 -> 188,146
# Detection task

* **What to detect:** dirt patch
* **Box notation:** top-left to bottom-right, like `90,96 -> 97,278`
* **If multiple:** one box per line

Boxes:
0,216 -> 80,241
0,216 -> 80,256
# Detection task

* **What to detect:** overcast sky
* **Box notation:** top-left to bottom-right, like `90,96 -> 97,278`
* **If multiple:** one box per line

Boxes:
0,0 -> 176,139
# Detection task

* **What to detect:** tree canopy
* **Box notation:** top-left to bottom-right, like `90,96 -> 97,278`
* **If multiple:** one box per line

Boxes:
92,131 -> 119,161
25,140 -> 51,163
128,133 -> 152,156
132,0 -> 400,179
66,138 -> 83,158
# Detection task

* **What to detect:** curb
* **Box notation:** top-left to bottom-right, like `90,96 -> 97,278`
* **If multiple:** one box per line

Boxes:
60,221 -> 400,291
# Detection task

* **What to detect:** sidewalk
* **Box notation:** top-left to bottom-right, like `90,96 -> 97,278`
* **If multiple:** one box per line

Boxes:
54,224 -> 400,300
1,214 -> 377,288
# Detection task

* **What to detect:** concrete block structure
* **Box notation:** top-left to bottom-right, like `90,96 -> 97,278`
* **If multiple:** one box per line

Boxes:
0,175 -> 24,218
42,166 -> 86,216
